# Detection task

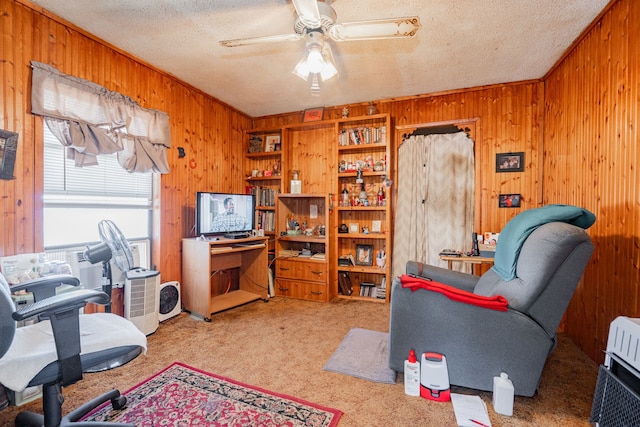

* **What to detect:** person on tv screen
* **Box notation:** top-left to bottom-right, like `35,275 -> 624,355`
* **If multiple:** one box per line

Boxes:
210,197 -> 250,232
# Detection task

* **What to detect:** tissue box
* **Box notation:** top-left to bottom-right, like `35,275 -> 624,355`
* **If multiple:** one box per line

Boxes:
479,244 -> 496,258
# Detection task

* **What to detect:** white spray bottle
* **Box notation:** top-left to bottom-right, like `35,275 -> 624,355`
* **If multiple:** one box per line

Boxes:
404,349 -> 421,396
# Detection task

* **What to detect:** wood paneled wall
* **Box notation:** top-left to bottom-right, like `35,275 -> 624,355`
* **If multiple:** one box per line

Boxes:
255,83 -> 545,247
544,0 -> 640,362
2,0 -> 636,364
0,0 -> 252,283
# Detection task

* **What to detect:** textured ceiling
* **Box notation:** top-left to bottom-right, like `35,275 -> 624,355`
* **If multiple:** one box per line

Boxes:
29,0 -> 610,117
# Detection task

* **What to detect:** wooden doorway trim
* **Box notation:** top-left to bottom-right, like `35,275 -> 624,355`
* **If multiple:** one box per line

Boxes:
394,117 -> 482,239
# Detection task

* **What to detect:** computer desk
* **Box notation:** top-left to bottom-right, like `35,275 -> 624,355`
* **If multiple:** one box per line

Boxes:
181,236 -> 269,321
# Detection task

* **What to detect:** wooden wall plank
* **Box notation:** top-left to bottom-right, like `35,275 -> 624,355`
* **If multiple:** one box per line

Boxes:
2,0 -> 639,365
1,0 -> 252,285
255,83 -> 544,239
544,0 -> 640,362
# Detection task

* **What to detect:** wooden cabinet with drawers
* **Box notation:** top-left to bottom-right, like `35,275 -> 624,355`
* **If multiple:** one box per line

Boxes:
274,194 -> 332,302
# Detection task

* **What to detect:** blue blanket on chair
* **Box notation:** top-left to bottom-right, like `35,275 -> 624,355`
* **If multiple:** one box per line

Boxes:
492,204 -> 596,281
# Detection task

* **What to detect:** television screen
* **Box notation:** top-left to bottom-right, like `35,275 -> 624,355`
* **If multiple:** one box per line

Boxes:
196,192 -> 255,236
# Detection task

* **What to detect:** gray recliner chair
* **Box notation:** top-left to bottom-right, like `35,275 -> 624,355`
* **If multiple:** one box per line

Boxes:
388,220 -> 594,396
0,272 -> 147,426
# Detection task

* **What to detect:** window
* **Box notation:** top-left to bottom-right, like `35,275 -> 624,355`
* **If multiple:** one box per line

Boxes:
43,124 -> 154,248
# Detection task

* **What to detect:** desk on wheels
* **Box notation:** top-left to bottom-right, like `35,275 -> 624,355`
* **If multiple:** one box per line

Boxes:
182,236 -> 269,321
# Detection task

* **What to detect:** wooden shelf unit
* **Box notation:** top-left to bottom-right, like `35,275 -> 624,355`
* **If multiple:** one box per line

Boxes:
244,113 -> 392,303
334,114 -> 392,302
274,193 -> 332,302
244,128 -> 283,239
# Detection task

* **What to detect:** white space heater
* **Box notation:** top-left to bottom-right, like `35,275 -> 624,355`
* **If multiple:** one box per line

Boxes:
590,316 -> 640,426
158,281 -> 182,322
125,268 -> 160,336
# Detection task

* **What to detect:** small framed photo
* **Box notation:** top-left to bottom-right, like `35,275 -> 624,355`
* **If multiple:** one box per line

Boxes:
371,220 -> 382,233
496,152 -> 524,172
265,135 -> 280,152
499,194 -> 521,208
356,244 -> 374,266
348,223 -> 360,233
0,129 -> 18,180
303,107 -> 324,122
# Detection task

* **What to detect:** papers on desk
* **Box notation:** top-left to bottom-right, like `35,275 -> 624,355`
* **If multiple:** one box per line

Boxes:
451,393 -> 492,427
439,249 -> 461,257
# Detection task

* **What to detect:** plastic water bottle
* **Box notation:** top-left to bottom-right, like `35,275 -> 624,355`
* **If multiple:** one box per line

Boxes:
404,349 -> 420,396
492,372 -> 514,416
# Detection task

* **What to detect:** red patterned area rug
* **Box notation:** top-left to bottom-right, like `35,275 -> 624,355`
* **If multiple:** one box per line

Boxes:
82,362 -> 342,426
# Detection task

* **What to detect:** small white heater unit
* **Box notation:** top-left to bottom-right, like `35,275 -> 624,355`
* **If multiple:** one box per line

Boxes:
125,268 -> 160,336
159,281 -> 182,322
590,316 -> 640,426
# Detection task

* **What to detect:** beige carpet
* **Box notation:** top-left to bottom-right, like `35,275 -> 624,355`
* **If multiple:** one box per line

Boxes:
0,296 -> 598,426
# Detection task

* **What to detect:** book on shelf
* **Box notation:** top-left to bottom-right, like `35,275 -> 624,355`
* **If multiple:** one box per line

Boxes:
279,249 -> 300,257
310,252 -> 326,260
255,210 -> 275,232
338,272 -> 353,296
359,282 -> 376,297
337,125 -> 386,146
249,186 -> 278,207
338,254 -> 355,266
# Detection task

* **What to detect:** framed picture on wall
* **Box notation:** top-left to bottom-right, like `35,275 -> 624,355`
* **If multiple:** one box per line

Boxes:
499,194 -> 521,208
265,135 -> 280,152
496,152 -> 524,172
355,244 -> 374,266
0,129 -> 18,180
303,107 -> 324,122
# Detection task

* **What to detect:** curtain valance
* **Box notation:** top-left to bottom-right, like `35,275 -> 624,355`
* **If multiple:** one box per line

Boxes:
31,61 -> 171,173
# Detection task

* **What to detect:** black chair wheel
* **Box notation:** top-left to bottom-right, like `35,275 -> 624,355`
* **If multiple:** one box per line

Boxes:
15,411 -> 44,427
111,395 -> 127,410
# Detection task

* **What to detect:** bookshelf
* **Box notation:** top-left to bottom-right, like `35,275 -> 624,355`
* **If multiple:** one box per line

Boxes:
244,128 -> 283,240
334,114 -> 391,302
245,113 -> 392,303
274,194 -> 332,302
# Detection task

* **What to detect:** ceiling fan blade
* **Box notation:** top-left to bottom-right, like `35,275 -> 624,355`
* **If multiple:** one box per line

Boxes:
292,0 -> 322,29
328,17 -> 421,42
220,33 -> 303,47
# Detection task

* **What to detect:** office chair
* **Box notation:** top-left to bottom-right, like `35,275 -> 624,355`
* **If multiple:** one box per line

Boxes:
0,273 -> 147,426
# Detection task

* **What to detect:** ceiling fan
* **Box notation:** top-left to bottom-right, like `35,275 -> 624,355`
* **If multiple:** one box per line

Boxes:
220,0 -> 421,95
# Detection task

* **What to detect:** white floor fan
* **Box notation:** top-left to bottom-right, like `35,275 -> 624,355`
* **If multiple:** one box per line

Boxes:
84,220 -> 160,336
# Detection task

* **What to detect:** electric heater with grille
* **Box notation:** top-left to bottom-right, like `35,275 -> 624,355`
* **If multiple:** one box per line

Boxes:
590,316 -> 640,426
125,268 -> 160,336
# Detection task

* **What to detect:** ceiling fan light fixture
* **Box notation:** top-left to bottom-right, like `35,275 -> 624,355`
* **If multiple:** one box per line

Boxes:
307,44 -> 324,74
319,43 -> 338,81
293,56 -> 311,81
292,41 -> 338,96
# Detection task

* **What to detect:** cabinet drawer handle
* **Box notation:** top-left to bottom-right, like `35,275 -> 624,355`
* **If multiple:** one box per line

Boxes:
279,267 -> 290,271
278,286 -> 289,291
311,270 -> 323,275
311,291 -> 323,295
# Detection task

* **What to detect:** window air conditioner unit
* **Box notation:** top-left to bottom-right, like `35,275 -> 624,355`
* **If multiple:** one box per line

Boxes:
66,251 -> 104,290
66,245 -> 141,290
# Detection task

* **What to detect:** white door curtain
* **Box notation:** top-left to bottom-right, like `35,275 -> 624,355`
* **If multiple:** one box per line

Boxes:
392,131 -> 475,278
